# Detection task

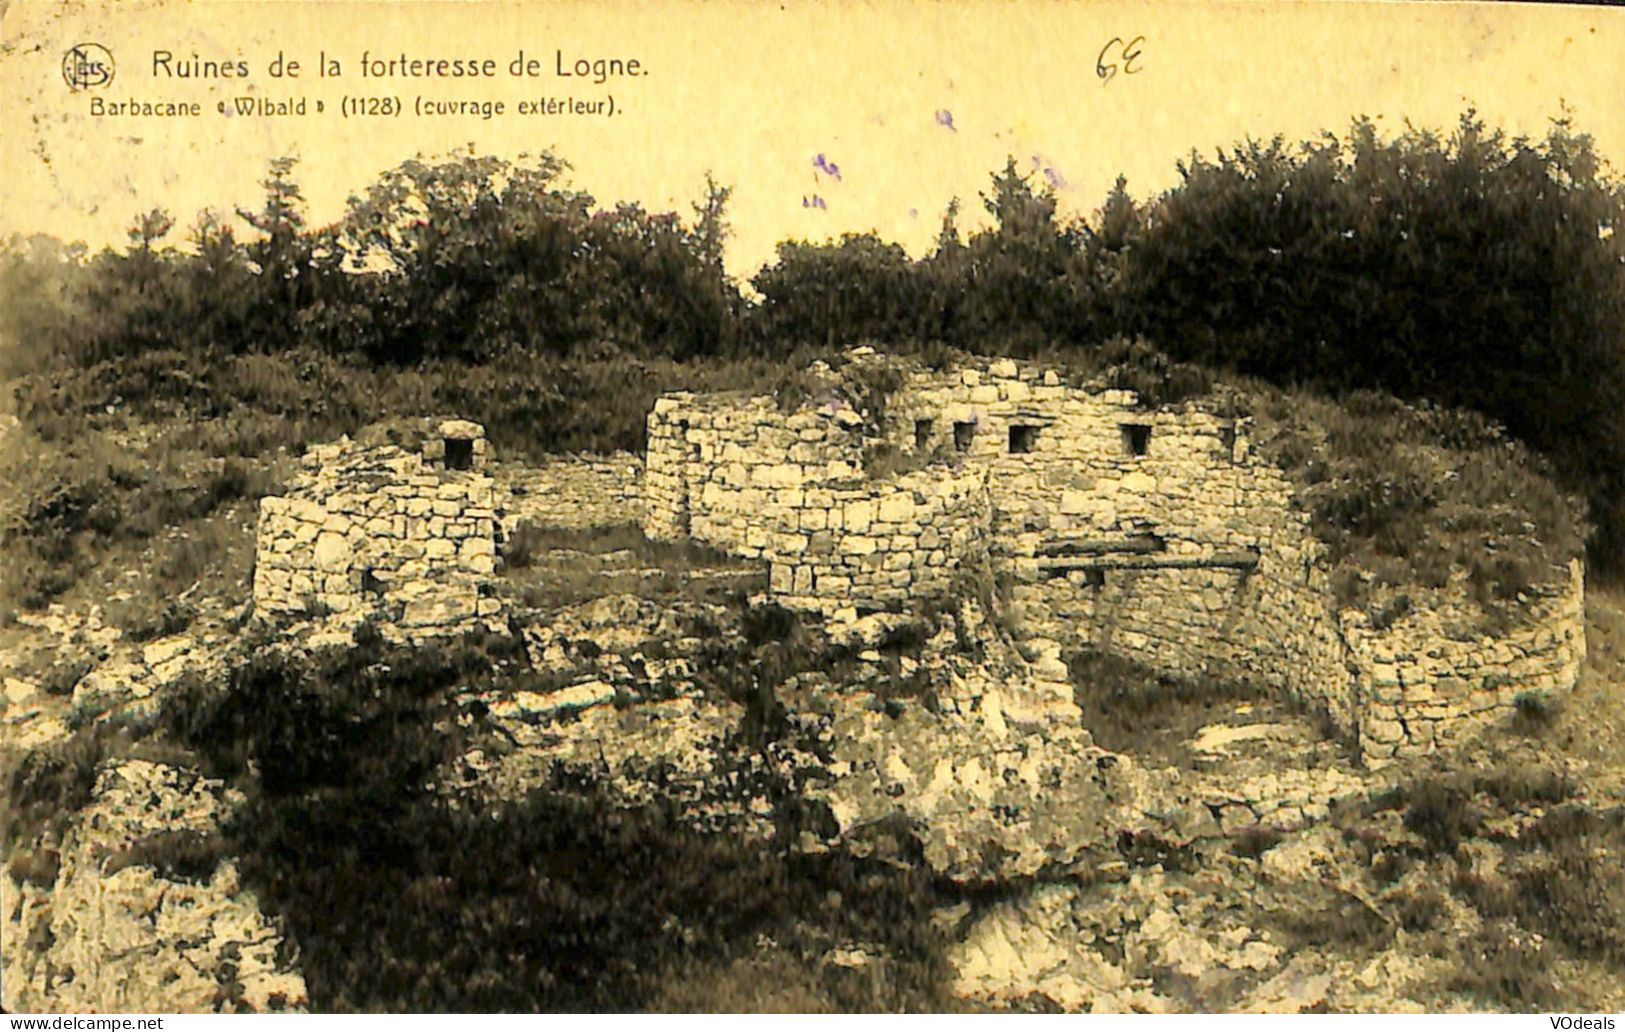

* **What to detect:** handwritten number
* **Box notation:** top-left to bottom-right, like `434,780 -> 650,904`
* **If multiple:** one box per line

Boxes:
1096,35 -> 1145,85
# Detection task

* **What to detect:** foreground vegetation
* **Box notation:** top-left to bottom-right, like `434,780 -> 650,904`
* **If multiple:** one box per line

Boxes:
151,610 -> 960,1011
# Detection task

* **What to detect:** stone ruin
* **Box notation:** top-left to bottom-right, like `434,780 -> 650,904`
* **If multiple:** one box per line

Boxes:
251,419 -> 506,637
242,369 -> 1588,766
644,352 -> 1587,766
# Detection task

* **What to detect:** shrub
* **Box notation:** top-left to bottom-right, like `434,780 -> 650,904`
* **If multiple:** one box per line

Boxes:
1066,648 -> 1266,763
1,721 -> 133,856
1400,778 -> 1481,856
1251,385 -> 1585,623
1448,921 -> 1559,1010
1460,806 -> 1625,966
502,520 -> 547,569
1113,114 -> 1625,576
121,599 -> 196,643
102,829 -> 228,883
40,657 -> 92,697
1512,690 -> 1556,730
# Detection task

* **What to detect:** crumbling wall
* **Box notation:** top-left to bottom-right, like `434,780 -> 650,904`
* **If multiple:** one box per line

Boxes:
894,360 -> 1356,728
253,423 -> 505,634
1343,558 -> 1587,765
642,354 -> 1588,764
502,453 -> 643,532
766,469 -> 992,615
644,391 -> 987,615
644,391 -> 867,552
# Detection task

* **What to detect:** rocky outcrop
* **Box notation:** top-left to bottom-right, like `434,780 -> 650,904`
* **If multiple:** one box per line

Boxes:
447,594 -> 765,832
2,761 -> 307,1013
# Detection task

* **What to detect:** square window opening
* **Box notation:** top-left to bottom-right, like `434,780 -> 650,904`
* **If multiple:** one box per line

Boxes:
1120,423 -> 1152,457
1009,424 -> 1039,454
914,418 -> 934,450
953,421 -> 977,452
444,437 -> 475,470
1084,569 -> 1106,588
360,568 -> 387,596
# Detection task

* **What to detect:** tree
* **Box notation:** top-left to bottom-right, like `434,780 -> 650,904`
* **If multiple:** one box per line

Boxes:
339,151 -> 738,361
952,159 -> 1094,350
1113,112 -> 1625,573
0,234 -> 89,379
750,234 -> 921,350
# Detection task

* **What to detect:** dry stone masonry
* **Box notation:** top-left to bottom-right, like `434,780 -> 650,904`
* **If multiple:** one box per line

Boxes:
1341,561 -> 1586,760
645,351 -> 1586,766
643,391 -> 992,614
252,419 -> 506,636
501,453 -> 644,533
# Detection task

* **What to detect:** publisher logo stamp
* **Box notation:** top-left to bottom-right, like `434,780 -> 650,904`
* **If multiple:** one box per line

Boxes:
62,43 -> 115,90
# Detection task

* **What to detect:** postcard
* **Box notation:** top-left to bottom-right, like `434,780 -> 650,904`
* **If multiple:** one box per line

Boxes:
2,0 -> 1623,1017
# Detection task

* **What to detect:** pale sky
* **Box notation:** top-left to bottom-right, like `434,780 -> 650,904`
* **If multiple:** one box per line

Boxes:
3,0 -> 1623,281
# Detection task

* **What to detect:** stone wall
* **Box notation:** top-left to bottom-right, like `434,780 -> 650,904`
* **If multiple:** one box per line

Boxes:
766,469 -> 992,615
500,453 -> 643,532
891,359 -> 1357,729
1344,558 -> 1587,765
644,391 -> 867,550
644,389 -> 993,616
641,353 -> 1588,764
252,422 -> 505,634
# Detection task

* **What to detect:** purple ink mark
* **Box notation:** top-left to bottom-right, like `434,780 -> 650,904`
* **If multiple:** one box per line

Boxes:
813,153 -> 842,181
1026,152 -> 1069,190
802,195 -> 827,210
909,207 -> 919,218
935,109 -> 956,131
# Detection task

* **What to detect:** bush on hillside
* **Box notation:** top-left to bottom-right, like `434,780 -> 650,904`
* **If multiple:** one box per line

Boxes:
1113,113 -> 1625,573
1251,386 -> 1586,623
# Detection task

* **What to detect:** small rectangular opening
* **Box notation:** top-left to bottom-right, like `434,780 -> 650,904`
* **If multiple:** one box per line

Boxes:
678,420 -> 701,461
1008,424 -> 1039,454
1120,423 -> 1152,457
1060,567 -> 1107,588
1218,424 -> 1237,460
953,421 -> 976,452
444,437 -> 475,470
360,568 -> 386,596
914,418 -> 933,450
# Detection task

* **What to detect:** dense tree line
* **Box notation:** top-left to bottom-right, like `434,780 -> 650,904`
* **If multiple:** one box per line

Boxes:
3,113 -> 1622,571
0,150 -> 741,376
1109,116 -> 1625,574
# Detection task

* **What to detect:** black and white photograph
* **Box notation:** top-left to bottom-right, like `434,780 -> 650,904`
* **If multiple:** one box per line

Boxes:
2,0 -> 1623,1015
